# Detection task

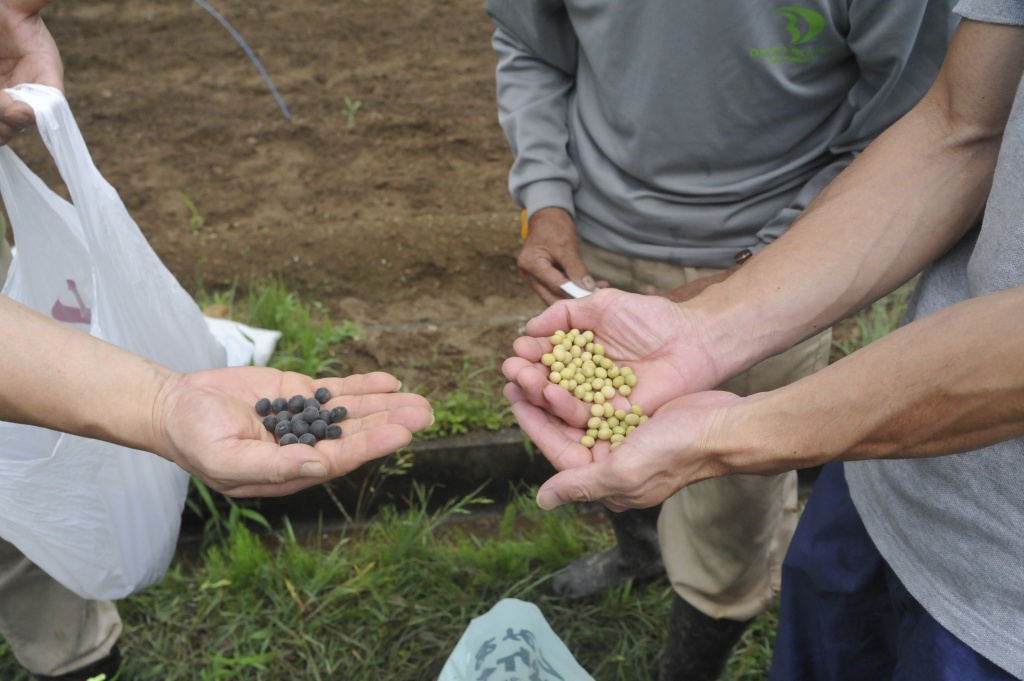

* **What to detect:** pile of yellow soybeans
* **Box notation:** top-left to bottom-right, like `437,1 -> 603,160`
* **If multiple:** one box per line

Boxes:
540,328 -> 648,451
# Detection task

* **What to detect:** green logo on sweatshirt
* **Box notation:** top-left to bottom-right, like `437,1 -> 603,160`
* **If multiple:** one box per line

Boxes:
749,6 -> 834,64
777,7 -> 825,44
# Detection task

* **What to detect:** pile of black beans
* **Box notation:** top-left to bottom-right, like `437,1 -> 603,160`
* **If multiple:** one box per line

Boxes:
255,387 -> 348,446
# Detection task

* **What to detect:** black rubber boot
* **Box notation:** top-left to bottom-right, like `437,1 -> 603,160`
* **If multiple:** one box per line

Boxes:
548,505 -> 664,600
33,645 -> 123,681
658,594 -> 751,681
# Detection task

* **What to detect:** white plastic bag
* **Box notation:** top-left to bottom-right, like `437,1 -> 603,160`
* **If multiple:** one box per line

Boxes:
438,599 -> 595,681
203,316 -> 282,368
0,84 -> 226,600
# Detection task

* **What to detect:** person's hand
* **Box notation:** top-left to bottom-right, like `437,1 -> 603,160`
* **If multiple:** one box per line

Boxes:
645,265 -> 740,303
152,367 -> 434,498
518,207 -> 605,305
0,0 -> 62,144
508,388 -> 742,511
502,288 -> 724,430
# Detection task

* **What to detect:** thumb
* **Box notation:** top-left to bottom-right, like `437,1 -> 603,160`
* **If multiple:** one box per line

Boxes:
535,463 -> 611,510
558,254 -> 598,293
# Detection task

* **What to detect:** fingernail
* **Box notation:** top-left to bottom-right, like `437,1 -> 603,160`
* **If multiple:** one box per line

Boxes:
300,462 -> 328,478
536,489 -> 562,510
581,276 -> 596,291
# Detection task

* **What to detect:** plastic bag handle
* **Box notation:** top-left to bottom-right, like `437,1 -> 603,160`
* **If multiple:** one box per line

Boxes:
3,84 -> 144,259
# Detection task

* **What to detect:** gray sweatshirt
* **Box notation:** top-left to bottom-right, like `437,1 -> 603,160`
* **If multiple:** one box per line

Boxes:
489,0 -> 957,267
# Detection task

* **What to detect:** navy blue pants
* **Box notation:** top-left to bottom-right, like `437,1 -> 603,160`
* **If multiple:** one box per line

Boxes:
768,463 -> 1016,681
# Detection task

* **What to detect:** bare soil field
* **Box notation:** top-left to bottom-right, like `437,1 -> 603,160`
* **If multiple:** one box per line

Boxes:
10,0 -> 539,399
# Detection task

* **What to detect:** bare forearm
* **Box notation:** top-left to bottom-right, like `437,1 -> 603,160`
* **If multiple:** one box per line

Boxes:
692,21 -> 1024,380
0,296 -> 173,450
715,286 -> 1024,473
696,104 -> 998,376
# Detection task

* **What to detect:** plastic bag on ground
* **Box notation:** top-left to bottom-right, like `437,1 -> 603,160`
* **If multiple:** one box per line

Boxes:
203,316 -> 282,367
438,598 -> 595,681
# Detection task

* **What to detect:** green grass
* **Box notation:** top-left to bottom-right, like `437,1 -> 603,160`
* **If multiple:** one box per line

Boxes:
0,485 -> 779,680
0,487 -> 696,681
413,356 -> 516,440
197,278 -> 360,377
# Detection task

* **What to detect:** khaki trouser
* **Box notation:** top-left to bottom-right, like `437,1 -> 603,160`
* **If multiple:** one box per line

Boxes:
579,240 -> 831,621
0,226 -> 122,676
0,539 -> 121,676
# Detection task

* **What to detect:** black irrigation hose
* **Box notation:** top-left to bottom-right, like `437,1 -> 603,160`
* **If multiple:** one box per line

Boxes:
192,0 -> 292,120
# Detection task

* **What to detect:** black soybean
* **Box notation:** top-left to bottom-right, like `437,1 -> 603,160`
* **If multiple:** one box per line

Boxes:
258,392 -> 346,447
309,420 -> 328,440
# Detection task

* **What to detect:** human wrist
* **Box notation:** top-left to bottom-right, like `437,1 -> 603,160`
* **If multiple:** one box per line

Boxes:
681,252 -> 801,383
139,367 -> 189,463
523,206 -> 575,241
709,388 -> 839,476
675,289 -> 766,390
530,206 -> 572,226
83,355 -> 180,460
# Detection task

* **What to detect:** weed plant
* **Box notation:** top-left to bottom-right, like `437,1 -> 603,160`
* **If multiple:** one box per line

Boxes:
180,191 -> 206,233
343,96 -> 362,130
324,449 -> 416,524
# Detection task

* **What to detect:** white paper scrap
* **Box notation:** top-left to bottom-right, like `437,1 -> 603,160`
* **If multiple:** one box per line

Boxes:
560,281 -> 594,298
